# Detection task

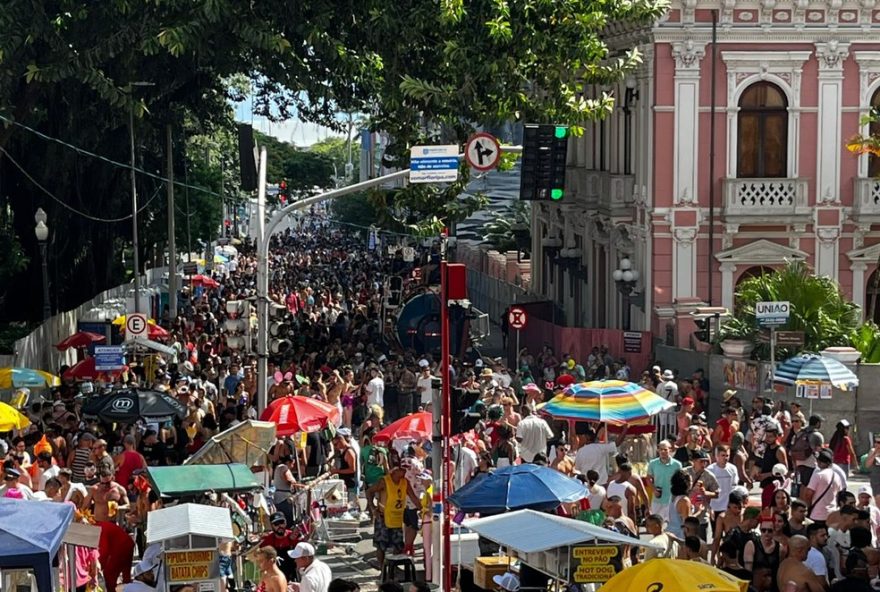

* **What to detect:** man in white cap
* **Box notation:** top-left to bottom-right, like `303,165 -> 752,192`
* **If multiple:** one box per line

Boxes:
288,542 -> 332,592
856,485 -> 880,544
492,572 -> 520,592
416,360 -> 434,410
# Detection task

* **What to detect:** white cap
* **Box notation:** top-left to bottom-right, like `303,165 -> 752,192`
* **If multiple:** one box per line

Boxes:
859,485 -> 873,496
474,359 -> 484,368
772,463 -> 788,477
662,369 -> 674,380
418,359 -> 430,368
493,572 -> 520,591
288,542 -> 316,559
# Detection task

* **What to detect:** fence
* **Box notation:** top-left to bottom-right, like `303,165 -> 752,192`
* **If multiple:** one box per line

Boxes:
466,268 -> 539,327
12,268 -> 168,373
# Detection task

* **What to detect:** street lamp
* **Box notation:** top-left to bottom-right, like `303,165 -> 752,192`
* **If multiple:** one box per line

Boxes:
34,208 -> 51,320
612,257 -> 640,331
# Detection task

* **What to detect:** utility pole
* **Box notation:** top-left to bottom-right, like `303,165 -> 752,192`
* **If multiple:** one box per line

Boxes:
166,124 -> 178,320
256,147 -> 269,412
128,100 -> 141,313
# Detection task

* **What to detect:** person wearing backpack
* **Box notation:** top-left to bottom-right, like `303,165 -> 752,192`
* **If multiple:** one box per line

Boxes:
791,415 -> 825,496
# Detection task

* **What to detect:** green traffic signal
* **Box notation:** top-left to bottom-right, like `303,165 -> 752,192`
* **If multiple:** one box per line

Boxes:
554,126 -> 568,139
551,188 -> 564,200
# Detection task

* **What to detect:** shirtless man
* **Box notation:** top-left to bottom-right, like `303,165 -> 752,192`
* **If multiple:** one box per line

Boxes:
712,493 -> 745,561
777,535 -> 828,592
84,468 -> 128,522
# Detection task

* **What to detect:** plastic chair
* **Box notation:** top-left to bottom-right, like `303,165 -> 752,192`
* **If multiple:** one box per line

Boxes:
382,554 -> 417,582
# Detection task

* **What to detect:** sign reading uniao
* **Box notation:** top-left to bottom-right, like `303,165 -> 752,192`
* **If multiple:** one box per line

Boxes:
755,301 -> 790,327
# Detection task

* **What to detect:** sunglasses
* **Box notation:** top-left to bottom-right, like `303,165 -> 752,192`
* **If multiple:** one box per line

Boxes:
760,528 -> 774,533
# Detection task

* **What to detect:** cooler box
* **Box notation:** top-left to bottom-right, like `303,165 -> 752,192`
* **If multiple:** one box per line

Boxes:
474,556 -> 512,589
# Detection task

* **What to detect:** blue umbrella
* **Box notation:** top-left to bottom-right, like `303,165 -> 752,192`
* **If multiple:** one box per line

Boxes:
448,464 -> 587,513
773,353 -> 858,390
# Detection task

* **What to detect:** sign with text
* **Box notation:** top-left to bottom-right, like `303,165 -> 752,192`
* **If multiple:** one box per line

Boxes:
569,545 -> 619,583
623,331 -> 642,353
755,301 -> 790,327
93,346 -> 125,371
165,549 -> 218,584
775,330 -> 805,346
410,145 -> 460,183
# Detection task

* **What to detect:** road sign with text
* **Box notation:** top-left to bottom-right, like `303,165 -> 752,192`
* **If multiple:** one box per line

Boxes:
125,313 -> 149,341
410,145 -> 460,184
756,301 -> 790,327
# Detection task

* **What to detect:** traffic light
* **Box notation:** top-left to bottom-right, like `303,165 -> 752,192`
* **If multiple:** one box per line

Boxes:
268,303 -> 291,355
519,124 -> 569,201
224,300 -> 250,351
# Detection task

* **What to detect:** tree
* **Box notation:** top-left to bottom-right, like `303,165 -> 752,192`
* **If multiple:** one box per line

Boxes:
483,201 -> 532,255
0,0 -> 667,319
723,261 -> 859,359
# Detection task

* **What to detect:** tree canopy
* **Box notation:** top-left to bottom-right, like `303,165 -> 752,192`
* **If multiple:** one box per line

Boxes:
0,0 -> 667,320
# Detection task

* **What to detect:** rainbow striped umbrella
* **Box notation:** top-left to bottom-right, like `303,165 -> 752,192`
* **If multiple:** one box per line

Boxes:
540,380 -> 675,424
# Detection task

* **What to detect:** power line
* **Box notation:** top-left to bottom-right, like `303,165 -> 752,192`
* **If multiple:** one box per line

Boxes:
0,146 -> 161,223
0,114 -> 224,199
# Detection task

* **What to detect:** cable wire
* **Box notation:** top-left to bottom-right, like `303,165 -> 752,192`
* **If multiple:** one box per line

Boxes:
0,114 -> 223,199
0,146 -> 161,222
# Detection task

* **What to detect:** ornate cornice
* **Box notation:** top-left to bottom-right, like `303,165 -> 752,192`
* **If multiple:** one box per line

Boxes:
815,40 -> 851,70
672,39 -> 707,70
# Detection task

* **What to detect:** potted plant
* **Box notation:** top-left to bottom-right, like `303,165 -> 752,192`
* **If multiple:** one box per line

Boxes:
715,317 -> 757,358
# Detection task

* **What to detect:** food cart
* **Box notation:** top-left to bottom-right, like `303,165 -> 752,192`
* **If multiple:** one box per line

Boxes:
145,504 -> 234,592
463,510 -> 664,591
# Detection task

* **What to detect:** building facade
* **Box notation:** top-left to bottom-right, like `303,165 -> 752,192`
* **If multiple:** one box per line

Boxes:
530,0 -> 880,344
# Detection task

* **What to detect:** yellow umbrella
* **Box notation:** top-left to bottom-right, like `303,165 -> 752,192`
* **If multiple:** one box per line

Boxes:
599,559 -> 748,592
0,401 -> 31,431
111,315 -> 158,326
0,368 -> 61,389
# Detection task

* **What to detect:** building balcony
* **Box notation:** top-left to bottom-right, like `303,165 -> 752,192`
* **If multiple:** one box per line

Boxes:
566,169 -> 634,217
853,178 -> 880,221
722,177 -> 810,222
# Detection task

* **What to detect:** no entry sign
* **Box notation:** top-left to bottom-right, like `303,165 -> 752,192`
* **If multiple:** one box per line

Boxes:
508,306 -> 528,330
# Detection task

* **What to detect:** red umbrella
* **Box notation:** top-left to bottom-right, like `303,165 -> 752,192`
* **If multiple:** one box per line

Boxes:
191,274 -> 219,288
259,395 -> 339,436
372,412 -> 432,444
55,331 -> 106,351
62,357 -> 128,381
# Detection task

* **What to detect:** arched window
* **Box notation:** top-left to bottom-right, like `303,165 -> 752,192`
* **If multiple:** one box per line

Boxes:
737,82 -> 788,178
869,89 -> 880,178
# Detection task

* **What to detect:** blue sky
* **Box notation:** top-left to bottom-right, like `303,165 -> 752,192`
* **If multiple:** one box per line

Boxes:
233,97 -> 346,147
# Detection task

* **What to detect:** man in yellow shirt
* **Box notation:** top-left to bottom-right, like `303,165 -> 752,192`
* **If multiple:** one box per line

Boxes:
366,463 -> 421,570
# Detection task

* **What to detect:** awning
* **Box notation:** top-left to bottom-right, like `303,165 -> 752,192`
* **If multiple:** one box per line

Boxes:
146,503 -> 234,544
124,338 -> 175,357
147,463 -> 261,497
183,420 -> 275,467
464,510 -> 664,554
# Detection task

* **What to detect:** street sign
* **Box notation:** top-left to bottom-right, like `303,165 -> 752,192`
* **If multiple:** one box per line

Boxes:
94,346 -> 126,371
464,132 -> 501,172
623,331 -> 642,353
508,306 -> 528,330
776,331 -> 805,346
125,313 -> 149,341
755,301 -> 790,327
402,247 -> 415,262
410,145 -> 460,184
182,262 -> 199,276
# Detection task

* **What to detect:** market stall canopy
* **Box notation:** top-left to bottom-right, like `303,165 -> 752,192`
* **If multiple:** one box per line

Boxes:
81,388 -> 186,423
0,367 -> 60,389
373,412 -> 432,444
184,420 -> 276,467
773,353 -> 859,390
146,503 -> 234,545
0,401 -> 31,431
146,463 -> 261,497
0,498 -> 74,592
598,558 -> 748,592
124,337 -> 176,357
259,394 -> 340,436
464,510 -> 664,554
540,380 -> 675,425
448,464 -> 587,513
55,331 -> 106,351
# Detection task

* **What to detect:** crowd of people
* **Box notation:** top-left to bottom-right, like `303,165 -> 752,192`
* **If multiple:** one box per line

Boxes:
2,212 -> 880,592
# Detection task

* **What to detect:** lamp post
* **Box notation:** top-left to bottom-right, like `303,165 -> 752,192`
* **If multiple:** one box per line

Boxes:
34,208 -> 51,320
612,257 -> 640,331
127,81 -> 154,313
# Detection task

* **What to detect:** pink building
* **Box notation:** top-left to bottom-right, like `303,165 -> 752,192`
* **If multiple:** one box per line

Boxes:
531,1 -> 880,345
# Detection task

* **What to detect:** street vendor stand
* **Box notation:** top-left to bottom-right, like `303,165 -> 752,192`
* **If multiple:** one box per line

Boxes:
462,509 -> 664,591
145,504 -> 234,592
146,463 -> 262,499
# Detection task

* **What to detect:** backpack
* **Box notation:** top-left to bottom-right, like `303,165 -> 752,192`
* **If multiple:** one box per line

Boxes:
791,429 -> 813,461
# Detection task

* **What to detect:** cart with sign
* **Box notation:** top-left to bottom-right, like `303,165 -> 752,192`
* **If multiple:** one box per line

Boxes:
145,503 -> 235,592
